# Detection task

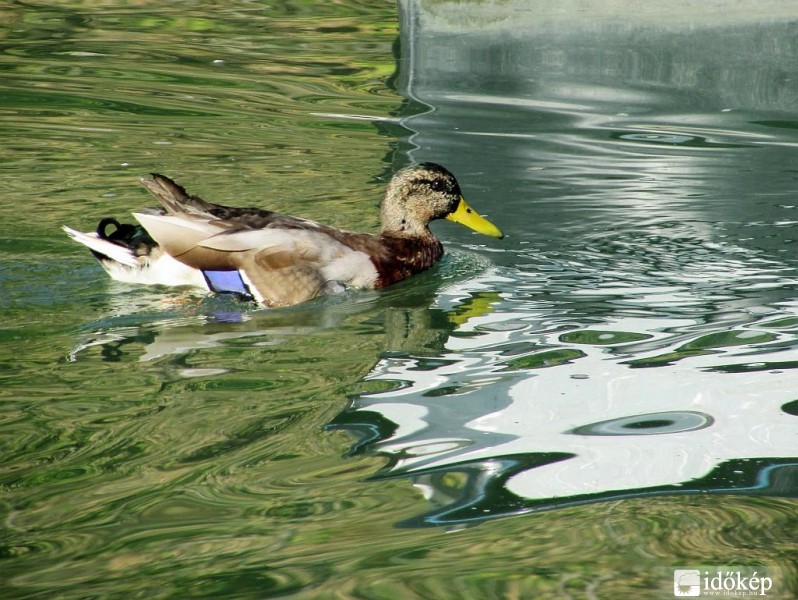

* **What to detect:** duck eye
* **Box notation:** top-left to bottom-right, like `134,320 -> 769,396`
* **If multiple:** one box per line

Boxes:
429,180 -> 446,192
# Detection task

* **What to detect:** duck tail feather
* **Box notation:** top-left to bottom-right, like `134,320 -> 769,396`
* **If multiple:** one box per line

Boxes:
140,174 -> 219,216
62,225 -> 140,267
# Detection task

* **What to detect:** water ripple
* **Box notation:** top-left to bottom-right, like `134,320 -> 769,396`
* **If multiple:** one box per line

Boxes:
3,1 -> 798,597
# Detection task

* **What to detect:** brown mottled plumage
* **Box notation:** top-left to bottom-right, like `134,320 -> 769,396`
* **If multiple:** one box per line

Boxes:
63,163 -> 503,307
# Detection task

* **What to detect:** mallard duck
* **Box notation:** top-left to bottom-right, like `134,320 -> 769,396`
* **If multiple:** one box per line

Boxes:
63,163 -> 503,307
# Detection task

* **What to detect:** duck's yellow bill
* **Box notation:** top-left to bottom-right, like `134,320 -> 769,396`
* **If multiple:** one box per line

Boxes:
446,197 -> 504,239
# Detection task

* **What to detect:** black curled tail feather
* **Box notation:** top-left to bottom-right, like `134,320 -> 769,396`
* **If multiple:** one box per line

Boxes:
97,217 -> 138,245
97,218 -> 123,240
95,217 -> 156,256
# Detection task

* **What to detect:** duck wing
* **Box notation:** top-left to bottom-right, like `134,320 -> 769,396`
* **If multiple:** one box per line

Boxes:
135,214 -> 376,306
136,176 -> 378,306
141,173 -> 317,230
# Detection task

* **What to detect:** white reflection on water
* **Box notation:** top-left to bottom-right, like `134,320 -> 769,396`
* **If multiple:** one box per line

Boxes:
335,271 -> 798,525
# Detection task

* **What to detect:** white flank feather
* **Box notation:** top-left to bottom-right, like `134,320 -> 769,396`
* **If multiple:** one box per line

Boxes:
321,248 -> 378,289
117,253 -> 209,289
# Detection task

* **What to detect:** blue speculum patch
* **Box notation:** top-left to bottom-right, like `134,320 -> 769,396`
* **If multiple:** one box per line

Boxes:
203,270 -> 253,299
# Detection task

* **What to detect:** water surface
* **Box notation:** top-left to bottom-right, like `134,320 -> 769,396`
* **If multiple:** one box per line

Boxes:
2,1 -> 797,598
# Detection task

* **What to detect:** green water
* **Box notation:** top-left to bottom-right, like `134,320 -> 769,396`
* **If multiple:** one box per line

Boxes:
2,1 -> 797,598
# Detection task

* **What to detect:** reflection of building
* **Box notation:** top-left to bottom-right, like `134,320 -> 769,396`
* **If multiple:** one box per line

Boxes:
398,0 -> 798,113
394,0 -> 798,258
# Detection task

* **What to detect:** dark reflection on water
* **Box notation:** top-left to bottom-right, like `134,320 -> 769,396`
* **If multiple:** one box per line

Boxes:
2,0 -> 798,598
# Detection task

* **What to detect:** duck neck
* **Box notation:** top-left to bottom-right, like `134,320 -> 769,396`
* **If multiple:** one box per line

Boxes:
380,223 -> 436,239
372,234 -> 444,288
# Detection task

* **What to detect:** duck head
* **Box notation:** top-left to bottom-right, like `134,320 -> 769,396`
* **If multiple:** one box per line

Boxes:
380,163 -> 504,239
